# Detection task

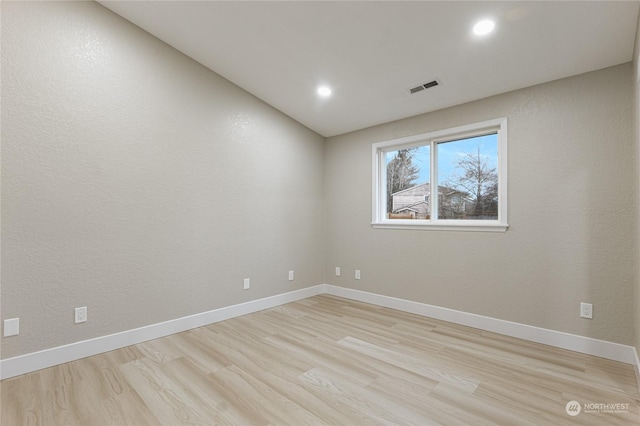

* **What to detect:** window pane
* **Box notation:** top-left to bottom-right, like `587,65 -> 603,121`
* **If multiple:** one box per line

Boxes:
385,145 -> 430,219
437,133 -> 498,220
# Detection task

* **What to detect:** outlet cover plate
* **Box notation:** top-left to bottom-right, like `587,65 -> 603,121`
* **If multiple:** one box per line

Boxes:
75,307 -> 87,324
3,318 -> 19,337
580,302 -> 593,319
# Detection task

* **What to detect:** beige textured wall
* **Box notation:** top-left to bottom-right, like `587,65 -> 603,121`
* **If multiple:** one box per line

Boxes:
325,64 -> 635,345
1,1 -> 325,359
2,0 -> 637,363
634,11 -> 640,360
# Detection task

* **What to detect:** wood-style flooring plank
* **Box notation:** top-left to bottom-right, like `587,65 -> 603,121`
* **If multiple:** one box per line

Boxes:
2,294 -> 639,425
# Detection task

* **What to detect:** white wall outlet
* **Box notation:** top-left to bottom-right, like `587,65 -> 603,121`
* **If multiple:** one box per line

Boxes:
580,302 -> 593,319
355,269 -> 361,280
243,278 -> 250,290
288,270 -> 294,281
3,318 -> 19,337
335,266 -> 341,276
75,307 -> 87,324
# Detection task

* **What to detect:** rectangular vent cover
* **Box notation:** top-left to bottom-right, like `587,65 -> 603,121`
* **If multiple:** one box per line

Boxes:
409,79 -> 440,95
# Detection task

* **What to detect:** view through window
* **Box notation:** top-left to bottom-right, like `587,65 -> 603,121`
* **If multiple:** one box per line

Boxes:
374,118 -> 507,231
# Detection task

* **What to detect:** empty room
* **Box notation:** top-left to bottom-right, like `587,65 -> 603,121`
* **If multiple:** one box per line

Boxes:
2,1 -> 640,425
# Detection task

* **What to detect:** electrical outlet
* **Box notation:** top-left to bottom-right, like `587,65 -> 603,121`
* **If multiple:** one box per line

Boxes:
355,269 -> 361,280
288,270 -> 294,281
335,267 -> 341,276
75,307 -> 87,324
580,302 -> 593,319
243,278 -> 250,290
3,318 -> 19,337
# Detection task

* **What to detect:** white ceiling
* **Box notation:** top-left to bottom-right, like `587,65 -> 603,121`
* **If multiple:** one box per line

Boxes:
99,1 -> 639,137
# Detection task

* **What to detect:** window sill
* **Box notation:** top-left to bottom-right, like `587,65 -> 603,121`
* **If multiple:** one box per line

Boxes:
371,220 -> 509,232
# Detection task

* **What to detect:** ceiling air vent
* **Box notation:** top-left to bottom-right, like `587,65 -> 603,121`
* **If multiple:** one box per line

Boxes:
409,79 -> 440,95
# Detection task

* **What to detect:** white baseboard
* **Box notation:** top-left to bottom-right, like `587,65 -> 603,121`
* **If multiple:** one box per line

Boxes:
2,283 -> 638,380
634,348 -> 640,396
0,285 -> 325,380
323,285 -> 639,367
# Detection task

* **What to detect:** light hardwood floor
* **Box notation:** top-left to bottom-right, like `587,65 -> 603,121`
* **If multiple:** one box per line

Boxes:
2,294 -> 639,425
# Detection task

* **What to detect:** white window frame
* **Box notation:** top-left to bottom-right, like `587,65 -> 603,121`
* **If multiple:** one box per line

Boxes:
372,117 -> 508,232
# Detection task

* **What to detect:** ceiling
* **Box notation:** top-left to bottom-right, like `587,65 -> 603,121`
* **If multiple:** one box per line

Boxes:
99,1 -> 639,138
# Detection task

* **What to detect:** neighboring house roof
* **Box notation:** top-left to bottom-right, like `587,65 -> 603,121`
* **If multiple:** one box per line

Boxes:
395,201 -> 429,214
391,182 -> 468,197
395,207 -> 418,213
391,183 -> 431,197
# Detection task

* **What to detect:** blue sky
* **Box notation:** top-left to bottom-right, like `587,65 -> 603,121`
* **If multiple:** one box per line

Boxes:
391,133 -> 498,185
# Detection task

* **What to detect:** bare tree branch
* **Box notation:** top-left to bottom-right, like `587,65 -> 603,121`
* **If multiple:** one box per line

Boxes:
445,148 -> 498,218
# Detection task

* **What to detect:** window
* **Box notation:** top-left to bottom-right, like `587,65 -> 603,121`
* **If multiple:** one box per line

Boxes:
372,118 -> 508,231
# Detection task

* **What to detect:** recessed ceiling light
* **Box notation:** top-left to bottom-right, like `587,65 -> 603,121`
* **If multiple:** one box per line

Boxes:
317,86 -> 332,97
473,19 -> 495,36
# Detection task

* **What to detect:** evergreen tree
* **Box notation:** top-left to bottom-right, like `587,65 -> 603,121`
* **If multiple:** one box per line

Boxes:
386,148 -> 419,212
